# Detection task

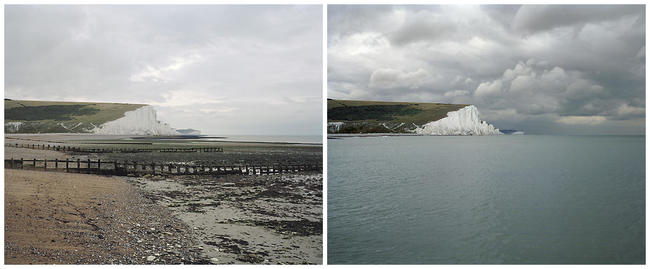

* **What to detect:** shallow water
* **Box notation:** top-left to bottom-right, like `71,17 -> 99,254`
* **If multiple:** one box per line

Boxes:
203,135 -> 322,144
328,135 -> 645,264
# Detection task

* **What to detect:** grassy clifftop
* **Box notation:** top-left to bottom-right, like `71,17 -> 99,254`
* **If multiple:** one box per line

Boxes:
5,99 -> 146,133
327,99 -> 468,133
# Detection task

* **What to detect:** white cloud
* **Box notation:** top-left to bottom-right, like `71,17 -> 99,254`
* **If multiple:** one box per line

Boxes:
444,90 -> 470,97
150,89 -> 224,108
368,68 -> 429,89
6,5 -> 323,135
556,116 -> 607,125
475,79 -> 502,97
615,103 -> 645,118
130,54 -> 202,82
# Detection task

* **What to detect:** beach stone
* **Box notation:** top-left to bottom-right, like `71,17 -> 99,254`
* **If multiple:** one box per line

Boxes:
210,257 -> 219,264
146,256 -> 156,262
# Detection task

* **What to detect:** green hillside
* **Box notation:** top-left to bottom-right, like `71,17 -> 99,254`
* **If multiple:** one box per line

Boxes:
5,99 -> 146,133
327,99 -> 468,133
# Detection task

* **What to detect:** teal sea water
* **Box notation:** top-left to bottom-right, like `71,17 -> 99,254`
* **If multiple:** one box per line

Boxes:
328,135 -> 644,264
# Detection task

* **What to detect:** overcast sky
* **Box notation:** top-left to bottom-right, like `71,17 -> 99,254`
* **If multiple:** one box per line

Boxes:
328,5 -> 645,135
6,5 -> 322,135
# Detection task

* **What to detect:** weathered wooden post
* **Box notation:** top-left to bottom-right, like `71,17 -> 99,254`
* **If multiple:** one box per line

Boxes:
20,158 -> 23,169
114,160 -> 118,173
98,159 -> 101,173
134,161 -> 138,173
66,159 -> 69,172
55,159 -> 58,170
44,159 -> 47,170
10,158 -> 14,169
77,159 -> 81,173
87,159 -> 91,173
33,158 -> 36,168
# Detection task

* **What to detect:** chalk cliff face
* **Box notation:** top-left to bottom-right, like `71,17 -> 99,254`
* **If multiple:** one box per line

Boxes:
93,106 -> 178,135
414,105 -> 501,135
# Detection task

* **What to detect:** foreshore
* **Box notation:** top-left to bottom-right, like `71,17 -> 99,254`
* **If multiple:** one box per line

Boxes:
4,135 -> 322,264
5,169 -> 204,264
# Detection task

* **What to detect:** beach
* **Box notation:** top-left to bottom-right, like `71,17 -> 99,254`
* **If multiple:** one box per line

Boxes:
5,134 -> 322,264
5,169 -> 204,264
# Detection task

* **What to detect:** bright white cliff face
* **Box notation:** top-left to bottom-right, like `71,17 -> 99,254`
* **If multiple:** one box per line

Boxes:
94,106 -> 178,135
414,105 -> 501,135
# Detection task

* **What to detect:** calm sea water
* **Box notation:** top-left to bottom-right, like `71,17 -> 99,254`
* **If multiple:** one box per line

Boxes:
328,135 -> 645,264
202,135 -> 322,144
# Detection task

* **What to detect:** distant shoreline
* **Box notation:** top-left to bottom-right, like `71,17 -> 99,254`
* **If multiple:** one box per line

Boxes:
5,133 -> 323,146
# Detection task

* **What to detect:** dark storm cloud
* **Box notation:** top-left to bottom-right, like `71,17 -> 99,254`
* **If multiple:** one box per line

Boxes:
328,5 -> 645,134
511,5 -> 642,34
5,5 -> 322,135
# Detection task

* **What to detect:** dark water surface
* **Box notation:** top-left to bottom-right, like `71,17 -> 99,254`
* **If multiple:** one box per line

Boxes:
328,135 -> 644,264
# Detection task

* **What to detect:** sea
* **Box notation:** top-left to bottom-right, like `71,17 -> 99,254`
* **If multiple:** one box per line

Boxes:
328,135 -> 645,264
144,135 -> 322,144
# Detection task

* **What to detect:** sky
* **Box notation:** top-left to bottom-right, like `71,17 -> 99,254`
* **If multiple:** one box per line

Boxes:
5,5 -> 322,135
328,5 -> 645,135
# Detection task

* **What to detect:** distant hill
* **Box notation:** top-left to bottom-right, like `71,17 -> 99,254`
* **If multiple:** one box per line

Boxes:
5,99 -> 146,133
327,99 -> 468,133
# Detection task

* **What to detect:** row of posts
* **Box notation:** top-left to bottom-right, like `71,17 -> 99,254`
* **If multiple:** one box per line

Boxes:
6,158 -> 320,175
5,143 -> 223,153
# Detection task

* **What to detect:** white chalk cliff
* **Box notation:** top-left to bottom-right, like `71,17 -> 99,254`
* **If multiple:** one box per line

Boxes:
414,105 -> 501,135
93,106 -> 178,135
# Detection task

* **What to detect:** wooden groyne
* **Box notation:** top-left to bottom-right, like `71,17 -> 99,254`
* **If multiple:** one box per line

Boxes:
5,143 -> 223,153
5,158 -> 321,176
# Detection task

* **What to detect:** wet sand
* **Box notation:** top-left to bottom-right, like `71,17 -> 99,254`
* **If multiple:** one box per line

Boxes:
128,173 -> 323,264
5,146 -> 70,160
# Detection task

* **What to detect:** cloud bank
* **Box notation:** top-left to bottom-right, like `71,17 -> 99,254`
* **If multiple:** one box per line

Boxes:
6,5 -> 322,135
328,5 -> 644,134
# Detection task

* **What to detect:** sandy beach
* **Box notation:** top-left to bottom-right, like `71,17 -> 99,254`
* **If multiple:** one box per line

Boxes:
5,169 -> 204,264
